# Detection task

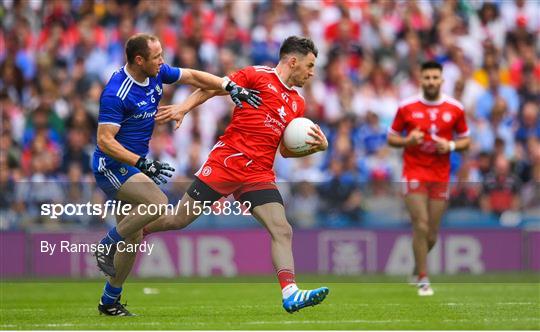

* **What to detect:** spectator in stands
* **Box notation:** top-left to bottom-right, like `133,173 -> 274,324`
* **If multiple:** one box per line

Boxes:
61,129 -> 92,174
450,157 -> 481,208
516,101 -> 540,143
476,66 -> 519,120
474,97 -> 515,158
521,139 -> 540,214
319,157 -> 363,222
480,155 -> 521,216
288,182 -> 320,229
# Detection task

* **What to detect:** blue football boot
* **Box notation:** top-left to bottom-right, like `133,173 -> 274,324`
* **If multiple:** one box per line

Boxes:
282,287 -> 329,313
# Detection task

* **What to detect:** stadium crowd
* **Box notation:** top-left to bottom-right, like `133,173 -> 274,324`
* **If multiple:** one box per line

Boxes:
0,0 -> 539,230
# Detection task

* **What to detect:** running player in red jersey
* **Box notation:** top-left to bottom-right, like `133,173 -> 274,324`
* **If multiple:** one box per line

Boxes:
387,61 -> 470,296
146,36 -> 329,313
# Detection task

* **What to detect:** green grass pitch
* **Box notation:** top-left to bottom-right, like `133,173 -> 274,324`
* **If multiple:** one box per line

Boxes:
1,274 -> 539,330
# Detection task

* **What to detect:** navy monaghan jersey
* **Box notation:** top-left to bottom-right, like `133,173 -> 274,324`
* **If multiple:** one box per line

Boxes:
95,64 -> 181,158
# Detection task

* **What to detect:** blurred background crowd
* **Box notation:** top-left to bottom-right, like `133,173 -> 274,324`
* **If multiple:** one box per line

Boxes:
0,0 -> 539,231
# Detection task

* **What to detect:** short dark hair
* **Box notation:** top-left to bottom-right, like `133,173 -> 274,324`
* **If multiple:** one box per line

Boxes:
279,36 -> 318,60
421,61 -> 443,72
125,33 -> 158,64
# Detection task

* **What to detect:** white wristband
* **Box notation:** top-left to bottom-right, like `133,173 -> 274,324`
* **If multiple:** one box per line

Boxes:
449,141 -> 456,151
221,77 -> 230,90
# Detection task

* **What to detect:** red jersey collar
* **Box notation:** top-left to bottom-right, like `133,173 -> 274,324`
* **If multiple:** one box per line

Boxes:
419,93 -> 446,106
272,68 -> 294,91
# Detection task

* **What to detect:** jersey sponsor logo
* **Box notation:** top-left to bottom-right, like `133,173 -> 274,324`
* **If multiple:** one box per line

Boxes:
277,106 -> 287,122
442,112 -> 452,122
264,113 -> 285,135
281,92 -> 290,103
412,112 -> 424,119
202,166 -> 212,177
267,83 -> 278,93
133,110 -> 157,119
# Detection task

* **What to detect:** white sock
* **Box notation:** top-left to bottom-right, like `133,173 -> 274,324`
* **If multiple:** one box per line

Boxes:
282,283 -> 299,299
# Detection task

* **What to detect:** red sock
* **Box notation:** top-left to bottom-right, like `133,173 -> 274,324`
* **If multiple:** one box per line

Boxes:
142,227 -> 151,238
418,271 -> 427,280
277,268 -> 296,289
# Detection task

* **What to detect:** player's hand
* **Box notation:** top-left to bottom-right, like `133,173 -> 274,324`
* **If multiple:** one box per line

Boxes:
305,125 -> 328,152
135,157 -> 175,185
225,81 -> 262,108
156,105 -> 187,130
433,136 -> 451,154
406,127 -> 424,146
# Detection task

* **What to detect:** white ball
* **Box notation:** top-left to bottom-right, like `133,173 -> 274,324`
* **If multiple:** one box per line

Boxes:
282,117 -> 316,153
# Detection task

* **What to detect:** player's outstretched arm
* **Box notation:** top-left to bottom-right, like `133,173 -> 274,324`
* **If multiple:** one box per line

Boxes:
178,69 -> 261,108
178,69 -> 228,91
280,125 -> 328,158
156,88 -> 225,129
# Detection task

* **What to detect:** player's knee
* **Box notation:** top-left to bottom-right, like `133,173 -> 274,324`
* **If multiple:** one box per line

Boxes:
125,231 -> 143,244
140,192 -> 169,215
269,221 -> 293,242
413,221 -> 429,236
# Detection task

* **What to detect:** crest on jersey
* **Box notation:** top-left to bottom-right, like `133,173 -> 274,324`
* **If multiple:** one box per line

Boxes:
119,167 -> 128,176
442,112 -> 452,122
292,101 -> 297,113
202,166 -> 212,177
155,84 -> 162,95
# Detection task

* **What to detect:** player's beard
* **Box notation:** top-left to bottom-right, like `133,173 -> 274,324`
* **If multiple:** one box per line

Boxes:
422,86 -> 440,101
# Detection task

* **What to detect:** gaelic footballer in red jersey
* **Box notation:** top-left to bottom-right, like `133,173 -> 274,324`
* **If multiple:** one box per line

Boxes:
387,61 -> 470,296
148,36 -> 330,313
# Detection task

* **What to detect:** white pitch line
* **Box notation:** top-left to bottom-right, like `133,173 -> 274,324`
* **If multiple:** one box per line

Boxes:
0,308 -> 45,312
3,317 -> 539,329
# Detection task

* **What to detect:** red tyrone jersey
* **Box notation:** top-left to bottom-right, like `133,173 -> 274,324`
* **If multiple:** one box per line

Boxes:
220,66 -> 306,170
389,94 -> 469,182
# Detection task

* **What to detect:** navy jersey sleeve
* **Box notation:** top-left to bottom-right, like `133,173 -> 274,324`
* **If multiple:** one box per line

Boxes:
160,63 -> 181,84
98,94 -> 124,126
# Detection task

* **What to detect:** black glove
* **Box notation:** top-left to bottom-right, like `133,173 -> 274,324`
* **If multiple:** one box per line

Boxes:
135,157 -> 175,185
225,80 -> 262,108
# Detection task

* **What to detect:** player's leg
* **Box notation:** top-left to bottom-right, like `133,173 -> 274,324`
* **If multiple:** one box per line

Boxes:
98,213 -> 139,316
95,173 -> 169,277
404,191 -> 433,295
427,199 -> 447,253
114,173 -> 170,236
243,190 -> 329,313
426,182 -> 449,251
142,177 -> 224,234
404,193 -> 429,276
